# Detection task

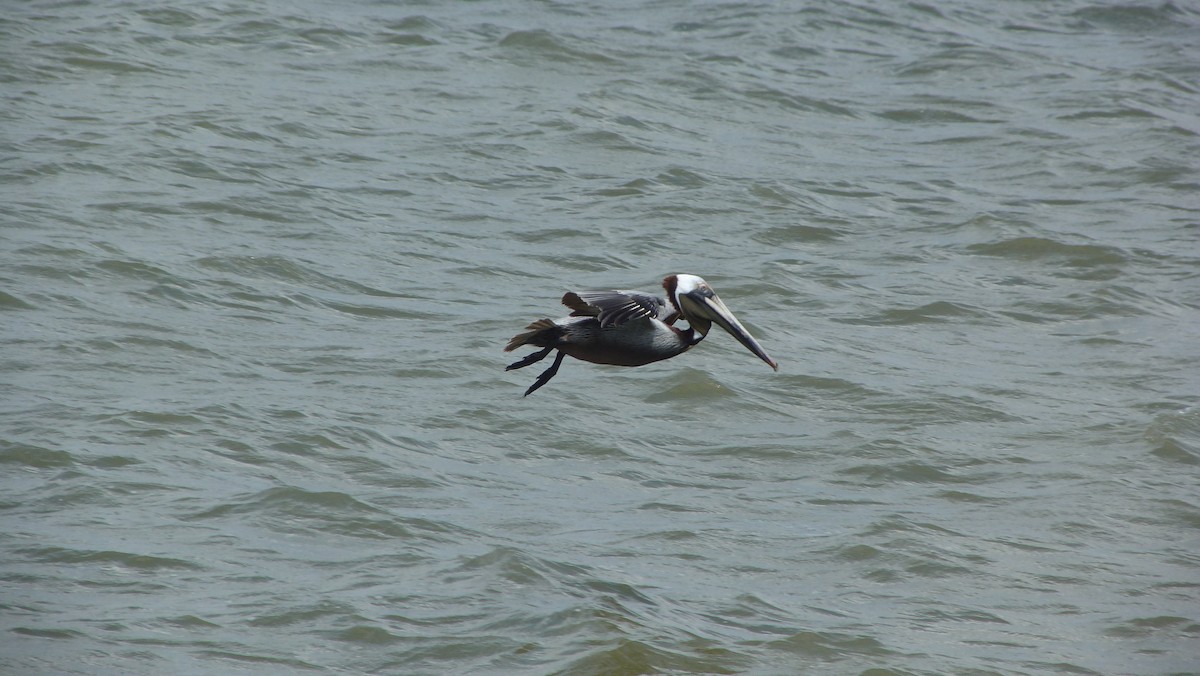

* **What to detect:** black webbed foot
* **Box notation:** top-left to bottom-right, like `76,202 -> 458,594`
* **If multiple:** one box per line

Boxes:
507,346 -> 554,371
524,350 -> 566,396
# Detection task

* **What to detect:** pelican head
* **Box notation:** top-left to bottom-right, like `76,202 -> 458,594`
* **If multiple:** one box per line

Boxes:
665,274 -> 779,370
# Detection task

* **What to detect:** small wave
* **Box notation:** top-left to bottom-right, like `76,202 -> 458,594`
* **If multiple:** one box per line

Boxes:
967,236 -> 1128,266
14,545 -> 202,571
0,441 -> 74,468
1146,408 -> 1200,464
760,630 -> 894,659
841,300 -> 994,325
644,368 -> 737,402
499,29 -> 619,65
1071,3 -> 1195,33
184,485 -> 459,542
558,637 -> 752,674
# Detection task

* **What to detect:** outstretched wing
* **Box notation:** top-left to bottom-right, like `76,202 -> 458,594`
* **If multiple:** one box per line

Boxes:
561,290 -> 677,328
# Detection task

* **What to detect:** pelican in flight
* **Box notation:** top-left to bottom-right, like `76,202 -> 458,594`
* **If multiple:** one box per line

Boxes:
505,274 -> 778,396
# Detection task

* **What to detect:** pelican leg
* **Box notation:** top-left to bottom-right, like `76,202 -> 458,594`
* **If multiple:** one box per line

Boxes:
524,350 -> 566,397
506,346 -> 554,371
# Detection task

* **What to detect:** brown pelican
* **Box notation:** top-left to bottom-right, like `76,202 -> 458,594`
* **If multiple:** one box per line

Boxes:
505,274 -> 778,396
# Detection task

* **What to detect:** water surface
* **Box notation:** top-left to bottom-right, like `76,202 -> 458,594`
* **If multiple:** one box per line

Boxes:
3,0 -> 1198,673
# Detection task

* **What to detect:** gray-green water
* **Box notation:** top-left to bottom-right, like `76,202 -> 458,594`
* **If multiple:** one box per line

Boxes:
3,1 -> 1199,674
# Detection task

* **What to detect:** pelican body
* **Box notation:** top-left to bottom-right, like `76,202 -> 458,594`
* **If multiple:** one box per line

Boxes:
505,274 -> 778,396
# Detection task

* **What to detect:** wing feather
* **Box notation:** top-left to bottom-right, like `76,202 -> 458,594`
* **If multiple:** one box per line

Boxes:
561,290 -> 675,328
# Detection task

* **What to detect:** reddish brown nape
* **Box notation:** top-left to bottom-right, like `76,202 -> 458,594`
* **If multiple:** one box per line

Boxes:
662,274 -> 681,313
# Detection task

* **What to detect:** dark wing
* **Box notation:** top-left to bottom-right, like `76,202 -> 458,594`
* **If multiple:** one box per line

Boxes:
561,290 -> 677,328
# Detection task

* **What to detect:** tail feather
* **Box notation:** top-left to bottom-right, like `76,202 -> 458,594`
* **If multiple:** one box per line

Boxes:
504,318 -> 559,352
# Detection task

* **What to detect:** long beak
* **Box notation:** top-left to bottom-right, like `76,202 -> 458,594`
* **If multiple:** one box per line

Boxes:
680,290 -> 779,371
